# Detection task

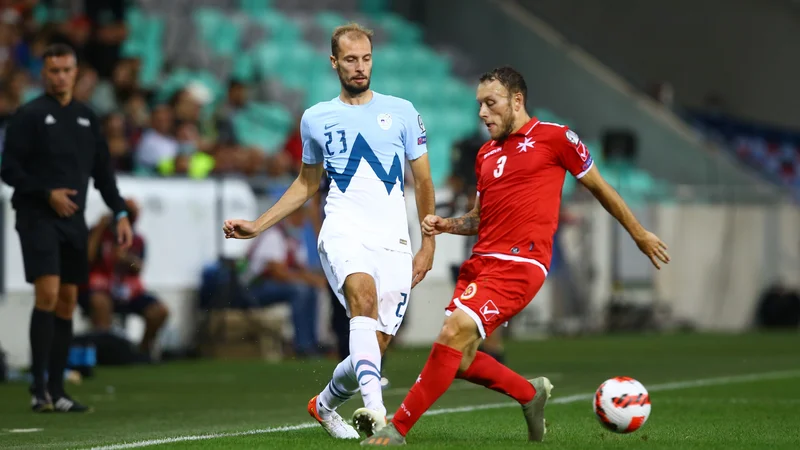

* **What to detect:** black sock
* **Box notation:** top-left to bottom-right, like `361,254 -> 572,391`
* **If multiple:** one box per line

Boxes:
47,317 -> 73,398
29,308 -> 55,396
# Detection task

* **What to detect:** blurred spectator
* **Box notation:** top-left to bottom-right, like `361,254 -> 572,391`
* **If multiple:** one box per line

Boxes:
5,67 -> 31,110
91,57 -> 138,117
215,79 -> 248,146
103,111 -> 133,171
84,0 -> 127,78
49,16 -> 91,63
134,103 -> 177,173
123,90 -> 150,131
80,198 -> 169,357
0,12 -> 20,77
174,120 -> 202,174
73,63 -> 97,102
241,205 -> 324,357
13,26 -> 49,81
264,151 -> 294,195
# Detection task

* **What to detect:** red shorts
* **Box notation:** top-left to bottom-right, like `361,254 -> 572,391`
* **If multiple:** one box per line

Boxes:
445,255 -> 546,338
89,272 -> 145,300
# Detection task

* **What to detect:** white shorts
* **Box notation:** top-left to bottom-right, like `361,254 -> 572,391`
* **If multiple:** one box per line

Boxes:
318,234 -> 413,336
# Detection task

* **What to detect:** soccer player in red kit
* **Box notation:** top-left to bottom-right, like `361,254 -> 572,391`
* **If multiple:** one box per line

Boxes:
361,66 -> 670,446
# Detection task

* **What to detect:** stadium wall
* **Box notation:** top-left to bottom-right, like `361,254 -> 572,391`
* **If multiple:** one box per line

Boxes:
392,0 -> 779,198
1,182 -> 798,366
514,0 -> 800,131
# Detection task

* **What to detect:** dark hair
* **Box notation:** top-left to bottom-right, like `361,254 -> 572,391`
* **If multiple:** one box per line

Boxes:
42,43 -> 76,60
479,66 -> 528,104
228,79 -> 246,90
331,23 -> 374,58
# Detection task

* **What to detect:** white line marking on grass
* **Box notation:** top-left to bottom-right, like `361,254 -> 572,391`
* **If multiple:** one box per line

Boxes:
3,428 -> 44,433
83,369 -> 800,450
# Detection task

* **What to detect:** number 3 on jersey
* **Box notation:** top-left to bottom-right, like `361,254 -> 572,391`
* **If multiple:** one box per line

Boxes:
325,130 -> 347,156
494,155 -> 508,178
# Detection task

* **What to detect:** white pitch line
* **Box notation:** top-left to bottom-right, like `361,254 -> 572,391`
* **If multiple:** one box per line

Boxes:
83,369 -> 800,450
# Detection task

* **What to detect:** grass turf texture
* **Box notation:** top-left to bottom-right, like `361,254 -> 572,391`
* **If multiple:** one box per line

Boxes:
0,332 -> 798,449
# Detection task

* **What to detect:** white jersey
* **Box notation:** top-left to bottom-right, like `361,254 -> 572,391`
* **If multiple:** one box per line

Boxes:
301,91 -> 428,254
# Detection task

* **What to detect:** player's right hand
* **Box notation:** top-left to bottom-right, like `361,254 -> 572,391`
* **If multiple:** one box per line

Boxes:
48,188 -> 79,217
223,219 -> 259,239
422,214 -> 450,236
634,230 -> 670,270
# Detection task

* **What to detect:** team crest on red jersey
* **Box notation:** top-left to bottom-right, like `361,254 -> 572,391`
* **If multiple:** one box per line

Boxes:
461,282 -> 478,299
480,300 -> 500,321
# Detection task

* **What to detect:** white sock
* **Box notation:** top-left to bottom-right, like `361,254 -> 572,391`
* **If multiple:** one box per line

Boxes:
317,355 -> 358,419
349,316 -> 386,417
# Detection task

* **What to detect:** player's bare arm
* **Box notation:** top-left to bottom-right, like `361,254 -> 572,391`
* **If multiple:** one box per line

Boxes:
409,153 -> 436,288
223,162 -> 324,239
422,195 -> 481,236
578,165 -> 670,269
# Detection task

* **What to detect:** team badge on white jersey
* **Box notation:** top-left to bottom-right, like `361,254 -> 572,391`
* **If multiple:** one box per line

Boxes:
377,113 -> 392,130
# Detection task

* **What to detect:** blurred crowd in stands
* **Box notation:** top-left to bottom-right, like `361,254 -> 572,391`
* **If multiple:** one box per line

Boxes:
0,0 -> 302,181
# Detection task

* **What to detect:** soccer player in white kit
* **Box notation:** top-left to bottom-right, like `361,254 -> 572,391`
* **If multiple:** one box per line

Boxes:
222,23 -> 436,439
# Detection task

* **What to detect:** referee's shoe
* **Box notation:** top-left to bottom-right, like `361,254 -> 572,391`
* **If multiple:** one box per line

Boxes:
30,386 -> 53,413
30,386 -> 91,413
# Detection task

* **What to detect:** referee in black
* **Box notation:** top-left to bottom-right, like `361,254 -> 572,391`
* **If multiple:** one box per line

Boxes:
0,43 -> 132,413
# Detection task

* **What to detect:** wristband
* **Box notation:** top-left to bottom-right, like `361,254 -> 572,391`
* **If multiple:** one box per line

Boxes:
116,211 -> 128,221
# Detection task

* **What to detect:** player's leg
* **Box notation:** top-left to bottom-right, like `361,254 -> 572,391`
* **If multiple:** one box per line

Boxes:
50,242 -> 91,412
454,262 -> 552,441
18,221 -> 60,412
351,248 -> 412,436
364,258 -> 552,445
361,258 -> 485,445
307,241 -> 372,439
341,272 -> 386,412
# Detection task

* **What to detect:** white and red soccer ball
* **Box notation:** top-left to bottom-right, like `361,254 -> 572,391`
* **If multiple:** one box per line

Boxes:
593,377 -> 651,433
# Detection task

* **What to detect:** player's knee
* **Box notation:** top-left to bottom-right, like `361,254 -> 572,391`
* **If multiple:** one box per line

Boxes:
437,312 -> 481,350
33,276 -> 59,311
436,323 -> 471,350
344,283 -> 378,318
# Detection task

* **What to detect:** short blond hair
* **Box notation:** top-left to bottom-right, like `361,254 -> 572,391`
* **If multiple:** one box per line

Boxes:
331,23 -> 374,58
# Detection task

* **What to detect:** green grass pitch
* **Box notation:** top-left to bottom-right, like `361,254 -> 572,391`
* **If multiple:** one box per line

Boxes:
1,332 -> 799,449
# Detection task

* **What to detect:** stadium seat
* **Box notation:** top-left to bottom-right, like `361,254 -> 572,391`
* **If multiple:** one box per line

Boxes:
369,12 -> 422,45
315,11 -> 350,35
251,10 -> 303,43
359,0 -> 389,15
232,53 -> 256,83
239,0 -> 273,15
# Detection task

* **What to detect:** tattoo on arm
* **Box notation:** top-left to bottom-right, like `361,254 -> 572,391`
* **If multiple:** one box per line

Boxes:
449,208 -> 480,236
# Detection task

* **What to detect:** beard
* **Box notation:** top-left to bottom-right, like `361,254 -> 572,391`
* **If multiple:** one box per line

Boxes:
492,108 -> 516,140
338,69 -> 370,95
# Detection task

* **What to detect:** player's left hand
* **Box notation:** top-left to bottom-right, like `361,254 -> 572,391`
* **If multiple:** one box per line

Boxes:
634,230 -> 670,269
116,216 -> 133,250
411,245 -> 434,289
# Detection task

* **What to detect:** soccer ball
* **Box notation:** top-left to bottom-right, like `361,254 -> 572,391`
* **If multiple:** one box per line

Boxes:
593,377 -> 651,433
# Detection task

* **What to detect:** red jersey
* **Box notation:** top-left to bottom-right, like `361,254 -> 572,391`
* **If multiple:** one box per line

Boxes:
471,118 -> 593,273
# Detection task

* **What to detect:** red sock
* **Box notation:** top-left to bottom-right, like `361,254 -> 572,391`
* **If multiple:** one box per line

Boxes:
392,343 -> 462,436
457,351 -> 536,404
